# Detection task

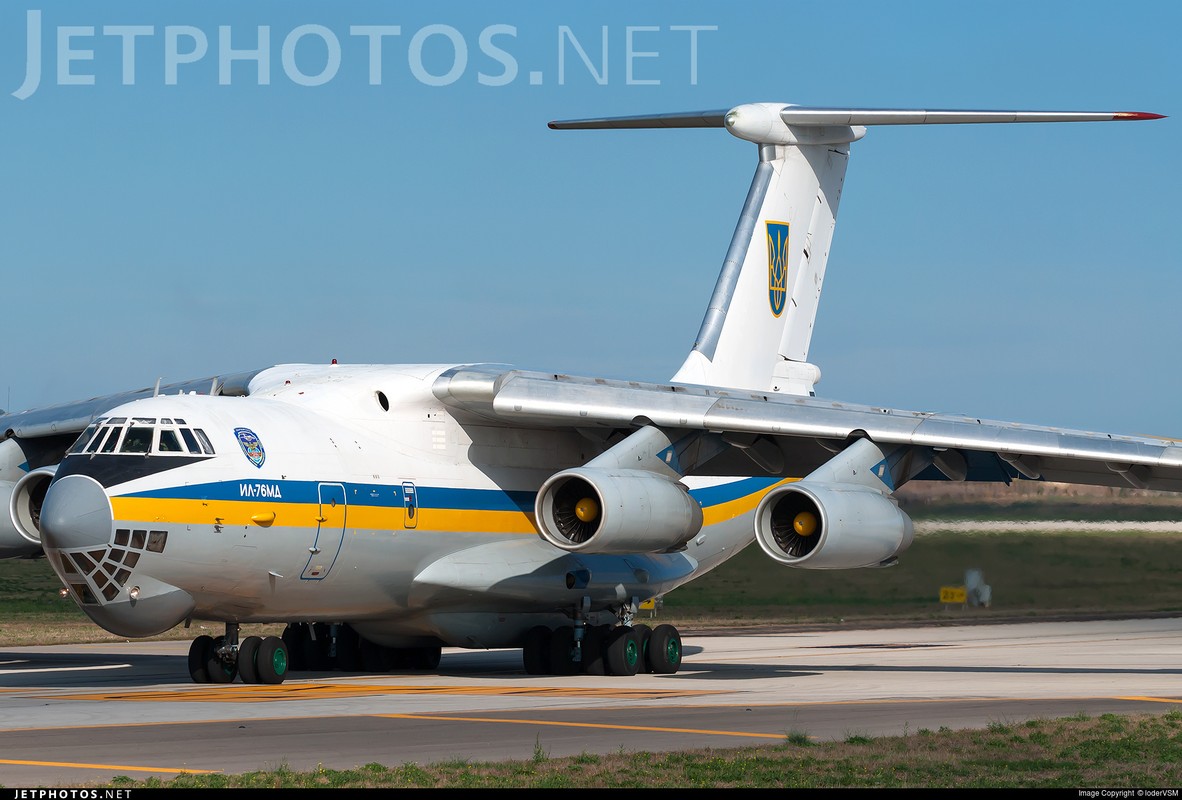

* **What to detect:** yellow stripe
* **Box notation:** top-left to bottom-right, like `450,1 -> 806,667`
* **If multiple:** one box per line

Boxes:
377,713 -> 792,739
700,478 -> 796,526
1116,696 -> 1182,704
111,479 -> 798,536
43,683 -> 721,703
0,758 -> 217,774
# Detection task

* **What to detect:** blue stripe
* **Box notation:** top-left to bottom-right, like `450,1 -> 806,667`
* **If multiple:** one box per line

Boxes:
122,477 -> 774,512
687,476 -> 781,506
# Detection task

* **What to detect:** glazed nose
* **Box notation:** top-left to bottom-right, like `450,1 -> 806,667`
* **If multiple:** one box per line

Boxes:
40,474 -> 113,550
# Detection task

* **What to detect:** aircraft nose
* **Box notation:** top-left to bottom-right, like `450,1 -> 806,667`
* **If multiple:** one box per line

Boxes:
40,474 -> 114,551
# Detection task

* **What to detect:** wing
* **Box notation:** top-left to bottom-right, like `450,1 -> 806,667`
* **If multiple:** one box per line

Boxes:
1,369 -> 263,444
434,365 -> 1182,492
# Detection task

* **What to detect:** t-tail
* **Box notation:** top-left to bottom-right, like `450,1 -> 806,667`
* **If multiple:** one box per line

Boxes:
550,104 -> 1164,395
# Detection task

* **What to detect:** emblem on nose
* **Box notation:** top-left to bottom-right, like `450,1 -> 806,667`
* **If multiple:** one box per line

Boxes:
40,474 -> 114,550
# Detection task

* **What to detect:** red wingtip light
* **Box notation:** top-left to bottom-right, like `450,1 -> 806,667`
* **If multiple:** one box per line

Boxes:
1114,112 -> 1166,120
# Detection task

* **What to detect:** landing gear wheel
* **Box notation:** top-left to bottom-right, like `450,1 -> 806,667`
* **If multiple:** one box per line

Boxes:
647,624 -> 682,674
187,635 -> 213,683
282,624 -> 307,672
205,635 -> 237,683
335,626 -> 361,672
631,624 -> 653,673
580,625 -> 610,675
407,645 -> 442,671
255,636 -> 289,685
237,636 -> 262,684
605,626 -> 641,676
522,626 -> 552,675
360,637 -> 395,673
548,626 -> 578,675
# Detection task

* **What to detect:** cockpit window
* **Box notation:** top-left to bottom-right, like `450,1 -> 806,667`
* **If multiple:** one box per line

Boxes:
178,428 -> 201,454
194,429 -> 216,455
100,428 -> 122,453
158,430 -> 184,453
67,425 -> 99,455
120,427 -> 153,454
68,417 -> 216,457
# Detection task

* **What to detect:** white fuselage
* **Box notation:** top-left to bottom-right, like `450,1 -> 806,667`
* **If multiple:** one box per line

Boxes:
40,364 -> 782,648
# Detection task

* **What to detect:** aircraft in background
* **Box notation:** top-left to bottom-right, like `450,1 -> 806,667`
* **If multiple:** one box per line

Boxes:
1,103 -> 1175,685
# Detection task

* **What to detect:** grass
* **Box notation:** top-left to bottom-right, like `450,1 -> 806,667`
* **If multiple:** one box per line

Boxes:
83,713 -> 1182,789
653,528 -> 1182,630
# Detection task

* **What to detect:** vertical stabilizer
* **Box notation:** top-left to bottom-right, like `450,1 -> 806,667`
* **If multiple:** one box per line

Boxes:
549,103 -> 1164,395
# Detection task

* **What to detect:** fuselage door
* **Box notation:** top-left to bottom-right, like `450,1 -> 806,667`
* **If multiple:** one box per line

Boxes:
402,481 -> 418,529
302,482 -> 347,580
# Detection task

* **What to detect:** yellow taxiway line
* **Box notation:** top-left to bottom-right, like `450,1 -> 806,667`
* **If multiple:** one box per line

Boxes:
0,758 -> 217,774
40,683 -> 722,703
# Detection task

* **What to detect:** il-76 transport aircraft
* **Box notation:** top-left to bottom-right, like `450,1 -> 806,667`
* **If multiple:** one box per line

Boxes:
2,103 -> 1176,685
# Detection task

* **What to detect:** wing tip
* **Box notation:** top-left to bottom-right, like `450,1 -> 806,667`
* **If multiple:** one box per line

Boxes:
1114,112 -> 1167,121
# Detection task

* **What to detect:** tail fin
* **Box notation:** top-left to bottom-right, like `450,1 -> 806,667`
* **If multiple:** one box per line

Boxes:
551,104 -> 1163,395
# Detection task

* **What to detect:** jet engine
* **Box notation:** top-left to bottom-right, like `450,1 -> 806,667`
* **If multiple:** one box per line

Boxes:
534,468 -> 703,554
6,466 -> 57,551
754,481 -> 913,569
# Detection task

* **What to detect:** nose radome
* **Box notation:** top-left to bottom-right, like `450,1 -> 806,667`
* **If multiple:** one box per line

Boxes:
40,474 -> 114,550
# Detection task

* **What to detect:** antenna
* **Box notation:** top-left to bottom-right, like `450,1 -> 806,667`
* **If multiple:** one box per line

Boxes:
153,377 -> 162,397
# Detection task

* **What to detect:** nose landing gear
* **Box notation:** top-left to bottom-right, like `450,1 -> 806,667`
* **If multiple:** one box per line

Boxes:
187,623 -> 289,685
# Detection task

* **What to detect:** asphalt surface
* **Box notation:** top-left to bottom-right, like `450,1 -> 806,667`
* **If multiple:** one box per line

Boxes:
0,616 -> 1179,786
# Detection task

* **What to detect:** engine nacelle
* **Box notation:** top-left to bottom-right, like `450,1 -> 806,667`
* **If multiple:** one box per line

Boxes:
1,467 -> 57,558
535,468 -> 703,554
7,466 -> 58,549
754,482 -> 913,569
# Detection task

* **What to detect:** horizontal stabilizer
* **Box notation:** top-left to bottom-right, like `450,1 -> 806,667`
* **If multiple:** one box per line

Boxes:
548,110 -> 727,130
550,104 -> 1166,143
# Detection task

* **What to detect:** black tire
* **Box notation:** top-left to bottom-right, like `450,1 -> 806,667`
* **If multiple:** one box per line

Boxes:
205,635 -> 237,684
237,636 -> 262,684
359,637 -> 395,673
187,635 -> 213,683
522,626 -> 551,675
407,645 -> 442,671
255,636 -> 289,685
580,625 -> 610,675
282,624 -> 307,672
632,624 -> 653,674
648,624 -> 683,674
334,625 -> 361,672
548,626 -> 577,675
605,626 -> 641,676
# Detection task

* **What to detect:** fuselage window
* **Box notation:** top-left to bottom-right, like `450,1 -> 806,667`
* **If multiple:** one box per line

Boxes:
157,430 -> 184,453
178,428 -> 202,454
67,425 -> 99,455
120,427 -> 153,454
99,428 -> 122,453
194,429 -> 216,455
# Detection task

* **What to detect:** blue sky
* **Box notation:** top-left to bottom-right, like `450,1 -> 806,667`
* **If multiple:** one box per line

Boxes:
2,1 -> 1179,439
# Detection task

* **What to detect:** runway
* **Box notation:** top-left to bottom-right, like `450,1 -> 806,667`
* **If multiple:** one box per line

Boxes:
0,616 -> 1179,786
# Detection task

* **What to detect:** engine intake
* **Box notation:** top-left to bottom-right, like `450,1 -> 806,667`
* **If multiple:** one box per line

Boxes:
1,466 -> 57,558
535,468 -> 703,554
754,482 -> 913,569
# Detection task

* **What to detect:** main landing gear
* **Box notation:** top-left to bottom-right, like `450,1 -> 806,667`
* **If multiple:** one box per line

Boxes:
185,623 -> 442,684
187,623 -> 289,685
523,622 -> 683,676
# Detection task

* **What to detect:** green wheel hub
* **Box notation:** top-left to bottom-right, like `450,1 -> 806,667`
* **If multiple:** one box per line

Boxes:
665,638 -> 681,665
273,647 -> 288,675
624,639 -> 638,667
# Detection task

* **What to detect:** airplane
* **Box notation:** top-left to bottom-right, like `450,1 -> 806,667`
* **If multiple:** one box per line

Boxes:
2,102 -> 1177,685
